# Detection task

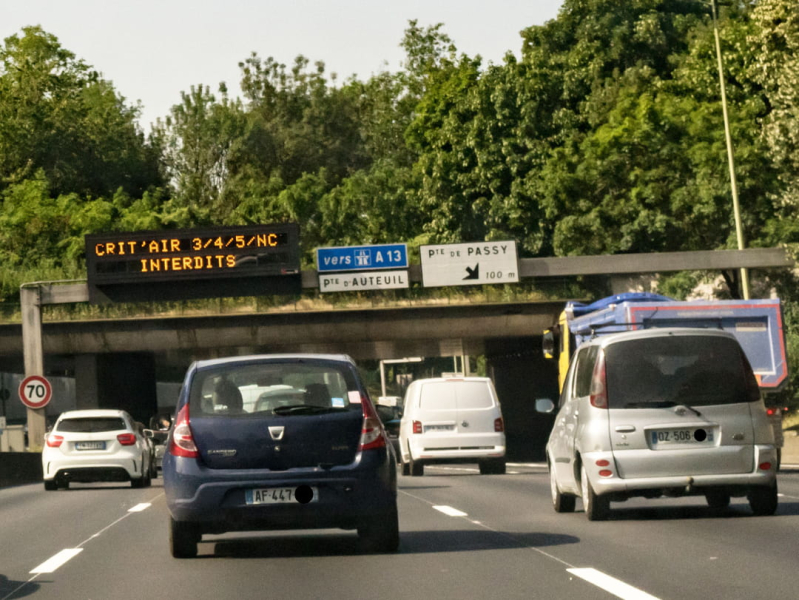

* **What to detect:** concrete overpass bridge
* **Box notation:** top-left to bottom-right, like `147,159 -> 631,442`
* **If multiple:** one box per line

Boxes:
1,247 -> 793,459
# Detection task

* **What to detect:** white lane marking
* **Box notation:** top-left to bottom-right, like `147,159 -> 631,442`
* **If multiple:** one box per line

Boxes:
400,488 -> 573,567
30,549 -> 83,574
402,489 -> 663,599
778,493 -> 799,499
433,505 -> 468,517
1,492 -> 165,600
128,502 -> 152,512
567,568 -> 662,600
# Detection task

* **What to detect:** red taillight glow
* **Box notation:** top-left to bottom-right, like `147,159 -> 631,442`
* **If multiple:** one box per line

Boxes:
412,420 -> 423,434
598,469 -> 613,478
759,462 -> 773,471
767,408 -> 776,416
46,434 -> 64,448
358,395 -> 387,451
494,417 -> 504,433
590,351 -> 608,409
117,433 -> 136,446
169,405 -> 199,458
595,459 -> 610,467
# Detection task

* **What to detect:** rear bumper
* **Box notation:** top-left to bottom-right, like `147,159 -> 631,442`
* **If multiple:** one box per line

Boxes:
42,450 -> 142,482
584,444 -> 778,496
407,433 -> 506,462
163,450 -> 397,533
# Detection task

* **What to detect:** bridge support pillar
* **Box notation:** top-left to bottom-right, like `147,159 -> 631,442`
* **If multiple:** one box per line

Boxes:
74,353 -> 158,425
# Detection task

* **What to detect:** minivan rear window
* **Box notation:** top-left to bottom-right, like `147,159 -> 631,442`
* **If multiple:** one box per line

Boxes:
420,381 -> 494,410
604,335 -> 758,408
189,360 -> 362,417
57,417 -> 127,433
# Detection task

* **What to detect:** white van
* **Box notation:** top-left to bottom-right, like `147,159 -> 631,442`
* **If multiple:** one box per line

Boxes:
398,377 -> 506,476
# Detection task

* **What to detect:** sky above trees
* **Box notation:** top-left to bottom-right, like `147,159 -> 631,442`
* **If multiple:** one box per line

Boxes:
3,0 -> 564,130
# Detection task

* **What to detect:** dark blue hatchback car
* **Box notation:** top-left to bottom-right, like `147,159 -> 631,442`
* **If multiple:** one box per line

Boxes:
163,354 -> 399,558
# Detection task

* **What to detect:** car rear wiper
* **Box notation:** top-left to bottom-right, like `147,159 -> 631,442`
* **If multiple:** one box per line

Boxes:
272,405 -> 348,416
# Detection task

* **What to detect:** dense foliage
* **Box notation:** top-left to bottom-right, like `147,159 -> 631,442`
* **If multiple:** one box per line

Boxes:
1,2 -> 799,394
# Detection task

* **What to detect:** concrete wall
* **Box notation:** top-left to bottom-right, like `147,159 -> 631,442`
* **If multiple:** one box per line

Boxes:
0,452 -> 42,487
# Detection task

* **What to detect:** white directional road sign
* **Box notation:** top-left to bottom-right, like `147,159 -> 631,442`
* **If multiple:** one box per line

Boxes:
19,375 -> 53,409
421,241 -> 519,288
319,270 -> 409,293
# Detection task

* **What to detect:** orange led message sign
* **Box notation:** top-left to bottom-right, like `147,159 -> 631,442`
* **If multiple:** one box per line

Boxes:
85,224 -> 301,303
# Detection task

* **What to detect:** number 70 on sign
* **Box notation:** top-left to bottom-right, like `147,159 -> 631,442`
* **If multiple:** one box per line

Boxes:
19,375 -> 53,409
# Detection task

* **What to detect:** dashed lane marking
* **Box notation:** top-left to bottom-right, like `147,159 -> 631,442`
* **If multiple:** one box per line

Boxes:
433,505 -> 468,517
567,568 -> 662,600
402,489 -> 663,600
2,492 -> 164,600
30,549 -> 83,574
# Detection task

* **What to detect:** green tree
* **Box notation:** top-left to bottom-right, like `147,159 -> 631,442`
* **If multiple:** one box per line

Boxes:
0,26 -> 162,198
152,84 -> 247,223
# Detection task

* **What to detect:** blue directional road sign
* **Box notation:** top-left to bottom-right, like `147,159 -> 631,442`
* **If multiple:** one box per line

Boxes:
316,244 -> 408,273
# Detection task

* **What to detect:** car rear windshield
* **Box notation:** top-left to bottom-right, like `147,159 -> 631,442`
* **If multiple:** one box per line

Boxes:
56,417 -> 127,432
420,381 -> 494,410
189,359 -> 363,417
605,335 -> 759,408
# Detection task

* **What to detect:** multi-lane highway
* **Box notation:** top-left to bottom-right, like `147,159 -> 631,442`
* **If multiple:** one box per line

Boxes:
2,464 -> 799,600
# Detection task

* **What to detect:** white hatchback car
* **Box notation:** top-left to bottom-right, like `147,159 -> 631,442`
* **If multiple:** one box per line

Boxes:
42,409 -> 154,490
398,377 -> 506,476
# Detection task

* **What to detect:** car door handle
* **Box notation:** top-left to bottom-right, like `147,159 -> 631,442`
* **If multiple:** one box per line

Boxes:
615,425 -> 636,433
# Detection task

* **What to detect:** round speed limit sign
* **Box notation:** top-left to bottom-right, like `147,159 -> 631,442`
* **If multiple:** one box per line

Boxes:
19,375 -> 52,409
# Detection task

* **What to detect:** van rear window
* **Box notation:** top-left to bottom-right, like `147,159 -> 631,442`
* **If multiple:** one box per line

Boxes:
420,381 -> 493,410
604,336 -> 757,408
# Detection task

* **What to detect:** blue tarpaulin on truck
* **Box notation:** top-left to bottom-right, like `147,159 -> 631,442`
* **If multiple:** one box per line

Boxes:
566,295 -> 787,390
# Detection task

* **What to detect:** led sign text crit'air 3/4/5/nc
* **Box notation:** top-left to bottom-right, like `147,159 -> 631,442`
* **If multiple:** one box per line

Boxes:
85,224 -> 301,303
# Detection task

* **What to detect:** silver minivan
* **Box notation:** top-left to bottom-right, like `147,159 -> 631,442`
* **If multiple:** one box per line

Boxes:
538,328 -> 778,520
399,377 -> 506,476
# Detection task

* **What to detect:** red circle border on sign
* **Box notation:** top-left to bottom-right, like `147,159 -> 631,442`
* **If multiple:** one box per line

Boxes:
18,375 -> 52,409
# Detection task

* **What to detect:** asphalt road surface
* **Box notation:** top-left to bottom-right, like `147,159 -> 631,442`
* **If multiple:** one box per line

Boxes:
2,464 -> 799,600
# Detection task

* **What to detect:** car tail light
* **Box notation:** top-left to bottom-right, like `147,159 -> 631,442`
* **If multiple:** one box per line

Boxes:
169,404 -> 199,458
494,417 -> 505,432
46,434 -> 64,448
759,462 -> 773,471
358,395 -> 387,451
598,469 -> 613,477
412,420 -> 423,434
589,351 -> 608,409
596,459 -> 610,467
117,433 -> 136,446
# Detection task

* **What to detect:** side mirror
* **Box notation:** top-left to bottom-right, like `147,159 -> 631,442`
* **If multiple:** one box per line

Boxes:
536,398 -> 556,414
143,429 -> 154,438
542,330 -> 556,360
